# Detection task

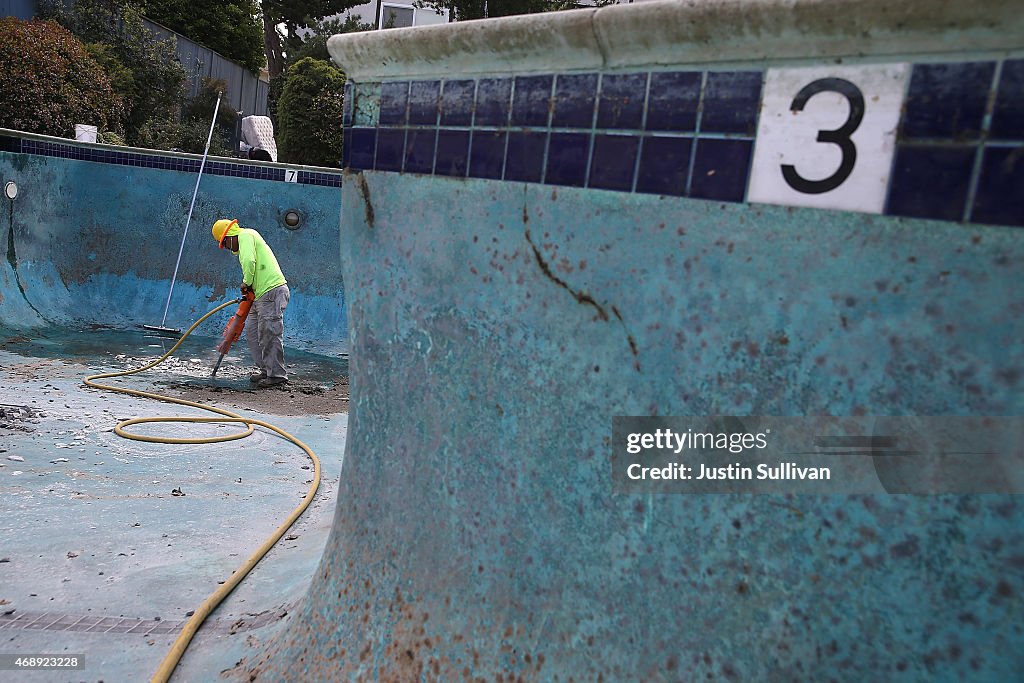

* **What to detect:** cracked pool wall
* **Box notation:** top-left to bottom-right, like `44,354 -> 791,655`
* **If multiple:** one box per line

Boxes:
247,0 -> 1024,679
255,171 -> 1023,680
0,131 -> 346,353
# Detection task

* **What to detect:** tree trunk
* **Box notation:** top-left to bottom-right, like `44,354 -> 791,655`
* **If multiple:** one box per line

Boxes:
262,0 -> 285,79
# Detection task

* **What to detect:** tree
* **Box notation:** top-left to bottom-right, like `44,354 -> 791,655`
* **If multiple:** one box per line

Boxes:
0,17 -> 124,138
266,14 -> 371,125
261,0 -> 362,79
38,0 -> 186,147
415,0 -> 614,21
276,57 -> 345,167
137,0 -> 265,74
289,14 -> 373,64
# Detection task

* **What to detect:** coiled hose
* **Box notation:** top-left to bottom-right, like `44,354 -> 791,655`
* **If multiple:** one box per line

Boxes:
83,300 -> 322,683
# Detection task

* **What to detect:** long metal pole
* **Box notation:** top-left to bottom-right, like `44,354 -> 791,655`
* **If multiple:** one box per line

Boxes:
159,92 -> 223,328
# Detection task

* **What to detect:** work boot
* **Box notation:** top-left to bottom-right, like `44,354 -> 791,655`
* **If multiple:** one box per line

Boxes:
249,372 -> 266,384
257,376 -> 288,388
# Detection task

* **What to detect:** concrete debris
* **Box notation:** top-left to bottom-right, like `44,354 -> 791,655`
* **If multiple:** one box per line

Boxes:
117,352 -> 254,381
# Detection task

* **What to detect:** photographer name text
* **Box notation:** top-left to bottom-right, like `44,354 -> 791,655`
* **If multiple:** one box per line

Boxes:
626,462 -> 830,480
624,428 -> 830,481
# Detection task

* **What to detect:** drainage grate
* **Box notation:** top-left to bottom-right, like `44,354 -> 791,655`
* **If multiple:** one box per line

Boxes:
0,606 -> 291,635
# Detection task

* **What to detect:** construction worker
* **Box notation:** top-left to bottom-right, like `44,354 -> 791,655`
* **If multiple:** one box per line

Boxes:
211,219 -> 290,387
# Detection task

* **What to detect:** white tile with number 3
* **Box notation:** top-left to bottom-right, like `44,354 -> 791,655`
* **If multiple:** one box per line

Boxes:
748,63 -> 910,214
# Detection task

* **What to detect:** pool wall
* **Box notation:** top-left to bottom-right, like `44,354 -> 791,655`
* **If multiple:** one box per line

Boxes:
0,131 -> 346,352
248,0 -> 1024,680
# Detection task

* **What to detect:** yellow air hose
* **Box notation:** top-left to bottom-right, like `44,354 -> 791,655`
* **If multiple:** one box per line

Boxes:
83,300 -> 323,683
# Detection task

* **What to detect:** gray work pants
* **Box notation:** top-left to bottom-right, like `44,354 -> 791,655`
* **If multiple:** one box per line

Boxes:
246,284 -> 290,380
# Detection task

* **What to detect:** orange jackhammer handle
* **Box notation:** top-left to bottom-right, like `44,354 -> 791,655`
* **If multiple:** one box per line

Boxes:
215,293 -> 255,355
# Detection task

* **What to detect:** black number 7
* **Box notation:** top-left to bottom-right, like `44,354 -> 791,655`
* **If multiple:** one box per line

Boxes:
781,78 -> 865,195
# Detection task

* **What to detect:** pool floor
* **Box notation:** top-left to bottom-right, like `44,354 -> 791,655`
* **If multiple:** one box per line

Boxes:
0,327 -> 349,682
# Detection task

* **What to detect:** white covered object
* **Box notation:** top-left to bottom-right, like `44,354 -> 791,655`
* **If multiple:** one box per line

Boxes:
241,115 -> 278,162
75,124 -> 97,143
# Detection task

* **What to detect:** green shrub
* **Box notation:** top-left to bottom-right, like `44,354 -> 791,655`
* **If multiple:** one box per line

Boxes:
38,0 -> 186,147
185,78 -> 238,132
174,120 -> 233,157
135,119 -> 232,156
0,17 -> 124,138
267,74 -> 285,124
97,130 -> 126,145
83,42 -> 135,100
276,57 -> 346,168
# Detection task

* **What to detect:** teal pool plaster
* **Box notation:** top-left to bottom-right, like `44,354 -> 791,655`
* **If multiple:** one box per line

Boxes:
1,137 -> 347,354
3,0 -> 1024,678
250,171 -> 1022,681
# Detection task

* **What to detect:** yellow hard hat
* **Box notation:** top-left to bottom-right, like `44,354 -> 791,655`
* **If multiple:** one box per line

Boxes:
212,219 -> 239,248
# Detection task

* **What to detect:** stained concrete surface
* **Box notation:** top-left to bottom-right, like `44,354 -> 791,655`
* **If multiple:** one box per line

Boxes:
0,326 -> 349,682
248,172 -> 1023,681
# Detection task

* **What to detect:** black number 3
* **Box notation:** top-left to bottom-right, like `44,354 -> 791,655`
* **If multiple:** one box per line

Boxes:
781,78 -> 865,194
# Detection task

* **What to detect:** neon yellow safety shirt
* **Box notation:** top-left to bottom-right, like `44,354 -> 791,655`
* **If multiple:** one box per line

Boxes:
236,227 -> 287,299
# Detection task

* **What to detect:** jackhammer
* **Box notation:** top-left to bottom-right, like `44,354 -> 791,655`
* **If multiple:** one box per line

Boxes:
210,289 -> 255,377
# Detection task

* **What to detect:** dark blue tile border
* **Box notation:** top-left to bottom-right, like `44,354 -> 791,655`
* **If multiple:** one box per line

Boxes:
436,129 -> 470,178
589,134 -> 639,192
404,128 -> 436,174
887,145 -> 976,221
408,80 -> 441,126
379,81 -> 410,126
689,139 -> 753,203
375,129 -> 405,172
545,133 -> 590,188
971,146 -> 1024,227
2,134 -> 342,186
700,71 -> 763,135
504,131 -> 547,183
646,71 -> 701,133
343,82 -> 354,127
440,80 -> 476,127
901,62 -> 995,141
512,75 -> 553,128
1,136 -> 22,152
636,136 -> 691,197
338,57 -> 1024,228
342,129 -> 353,169
597,73 -> 647,130
992,59 -> 1024,141
475,78 -> 513,127
552,74 -> 598,129
469,130 -> 506,180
